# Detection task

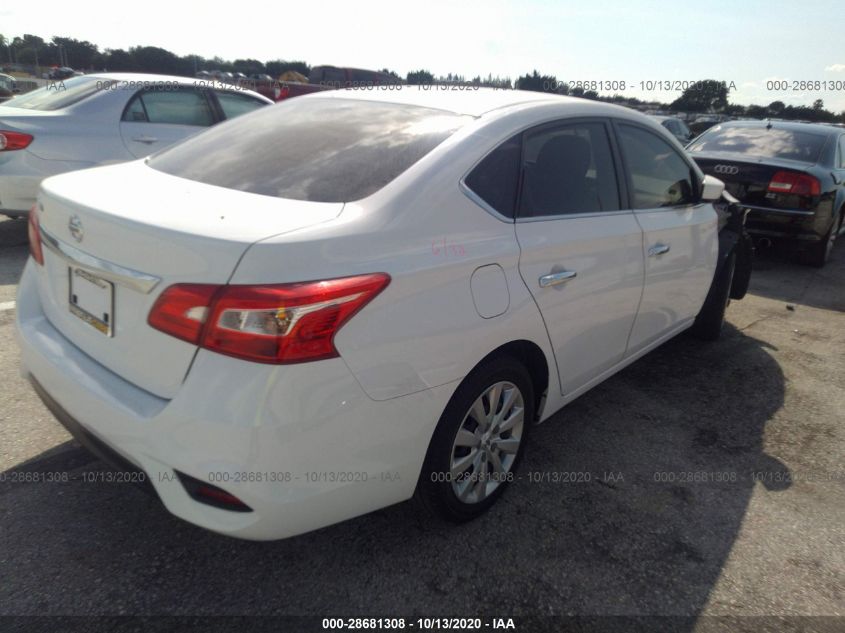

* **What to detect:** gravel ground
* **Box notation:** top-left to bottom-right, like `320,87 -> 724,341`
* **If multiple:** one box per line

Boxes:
0,216 -> 843,632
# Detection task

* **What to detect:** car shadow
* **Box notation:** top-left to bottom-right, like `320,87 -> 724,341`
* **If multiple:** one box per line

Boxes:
1,323 -> 787,628
746,239 -> 845,312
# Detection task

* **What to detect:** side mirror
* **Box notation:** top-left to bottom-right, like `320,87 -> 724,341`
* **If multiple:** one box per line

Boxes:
700,174 -> 725,202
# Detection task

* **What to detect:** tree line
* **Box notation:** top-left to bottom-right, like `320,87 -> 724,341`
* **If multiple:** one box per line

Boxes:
2,33 -> 842,122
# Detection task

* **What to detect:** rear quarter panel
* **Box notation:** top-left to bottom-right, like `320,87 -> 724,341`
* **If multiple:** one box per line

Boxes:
229,113 -> 560,412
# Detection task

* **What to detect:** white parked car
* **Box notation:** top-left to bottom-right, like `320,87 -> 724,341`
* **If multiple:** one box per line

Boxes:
16,88 -> 751,540
0,73 -> 271,217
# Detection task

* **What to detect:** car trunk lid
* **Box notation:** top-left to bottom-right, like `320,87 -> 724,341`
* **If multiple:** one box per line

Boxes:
691,152 -> 819,211
33,160 -> 343,399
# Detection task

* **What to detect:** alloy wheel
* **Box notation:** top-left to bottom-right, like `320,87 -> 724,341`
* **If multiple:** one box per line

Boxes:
449,381 -> 525,504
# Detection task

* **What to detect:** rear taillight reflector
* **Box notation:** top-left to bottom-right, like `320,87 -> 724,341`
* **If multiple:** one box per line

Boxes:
148,273 -> 390,364
0,130 -> 34,151
27,205 -> 44,265
768,170 -> 820,196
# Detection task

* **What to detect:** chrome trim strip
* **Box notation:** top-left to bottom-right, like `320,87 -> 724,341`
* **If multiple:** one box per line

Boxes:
744,204 -> 815,217
458,180 -> 514,223
39,225 -> 161,294
517,209 -> 632,222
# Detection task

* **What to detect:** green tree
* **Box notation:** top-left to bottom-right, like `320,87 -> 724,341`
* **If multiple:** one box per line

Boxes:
101,48 -> 136,71
515,70 -> 559,93
233,58 -> 266,75
406,69 -> 434,85
265,60 -> 310,78
670,79 -> 729,113
768,100 -> 785,116
128,45 -> 191,75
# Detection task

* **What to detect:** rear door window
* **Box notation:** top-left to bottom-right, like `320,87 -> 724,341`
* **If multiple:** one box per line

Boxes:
464,135 -> 522,218
122,88 -> 215,126
519,121 -> 621,217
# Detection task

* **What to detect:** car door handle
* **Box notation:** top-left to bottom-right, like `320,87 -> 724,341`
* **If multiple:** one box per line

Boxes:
132,136 -> 158,144
539,270 -> 577,288
648,244 -> 671,257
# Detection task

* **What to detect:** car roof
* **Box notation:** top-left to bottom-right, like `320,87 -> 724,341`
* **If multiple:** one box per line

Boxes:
717,119 -> 839,137
83,72 -> 215,85
78,72 -> 271,102
310,86 -> 616,117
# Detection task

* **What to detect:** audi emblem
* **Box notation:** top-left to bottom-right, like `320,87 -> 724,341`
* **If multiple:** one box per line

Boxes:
714,164 -> 739,176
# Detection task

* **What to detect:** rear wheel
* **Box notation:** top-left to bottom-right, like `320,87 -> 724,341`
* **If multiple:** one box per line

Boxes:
691,251 -> 736,341
416,356 -> 534,522
804,211 -> 841,268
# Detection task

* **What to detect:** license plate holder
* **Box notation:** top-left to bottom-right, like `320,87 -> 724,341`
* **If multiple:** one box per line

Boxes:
68,267 -> 114,336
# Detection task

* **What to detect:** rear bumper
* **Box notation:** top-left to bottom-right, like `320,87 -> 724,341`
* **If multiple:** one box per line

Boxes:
15,260 -> 454,540
745,208 -> 825,242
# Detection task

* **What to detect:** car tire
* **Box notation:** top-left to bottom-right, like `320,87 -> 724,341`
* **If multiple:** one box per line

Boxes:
416,356 -> 534,523
730,233 -> 754,300
691,250 -> 736,341
804,210 -> 841,268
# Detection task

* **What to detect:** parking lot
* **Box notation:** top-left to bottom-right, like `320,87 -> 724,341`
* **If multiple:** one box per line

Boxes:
0,213 -> 843,628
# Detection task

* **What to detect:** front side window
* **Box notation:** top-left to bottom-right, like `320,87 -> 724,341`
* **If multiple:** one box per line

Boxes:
519,122 -> 621,217
122,88 -> 215,126
617,124 -> 696,209
839,135 -> 845,169
214,91 -> 267,119
148,98 -> 471,203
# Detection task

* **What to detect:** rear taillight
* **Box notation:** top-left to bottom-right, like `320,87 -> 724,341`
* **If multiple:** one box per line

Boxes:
0,130 -> 34,151
768,170 -> 820,196
147,284 -> 218,344
27,205 -> 44,265
148,273 -> 390,364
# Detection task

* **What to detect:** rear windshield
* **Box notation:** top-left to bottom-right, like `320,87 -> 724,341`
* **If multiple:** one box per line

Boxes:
148,98 -> 471,202
4,76 -> 100,111
687,125 -> 827,163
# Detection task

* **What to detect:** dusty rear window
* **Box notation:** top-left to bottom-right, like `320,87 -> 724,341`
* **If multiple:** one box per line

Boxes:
4,76 -> 100,111
688,125 -> 827,163
148,98 -> 471,202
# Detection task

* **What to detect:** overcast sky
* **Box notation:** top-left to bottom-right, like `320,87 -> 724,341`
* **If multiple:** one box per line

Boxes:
3,0 -> 844,111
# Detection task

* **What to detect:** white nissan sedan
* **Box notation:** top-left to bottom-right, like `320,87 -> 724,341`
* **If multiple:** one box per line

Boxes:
0,73 -> 271,217
16,88 -> 750,540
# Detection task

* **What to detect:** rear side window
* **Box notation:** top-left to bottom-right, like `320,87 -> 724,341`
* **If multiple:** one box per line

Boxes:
148,98 -> 471,202
215,91 -> 267,119
464,135 -> 522,217
519,122 -> 621,217
123,89 -> 215,126
4,76 -> 99,111
688,125 -> 827,163
617,124 -> 696,209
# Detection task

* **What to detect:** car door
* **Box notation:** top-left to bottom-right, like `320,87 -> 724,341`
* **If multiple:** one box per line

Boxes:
119,87 -> 217,158
614,121 -> 718,356
513,119 -> 644,395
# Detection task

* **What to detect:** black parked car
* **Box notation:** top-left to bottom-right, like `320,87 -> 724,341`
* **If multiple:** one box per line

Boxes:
652,115 -> 695,145
688,121 -> 845,266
